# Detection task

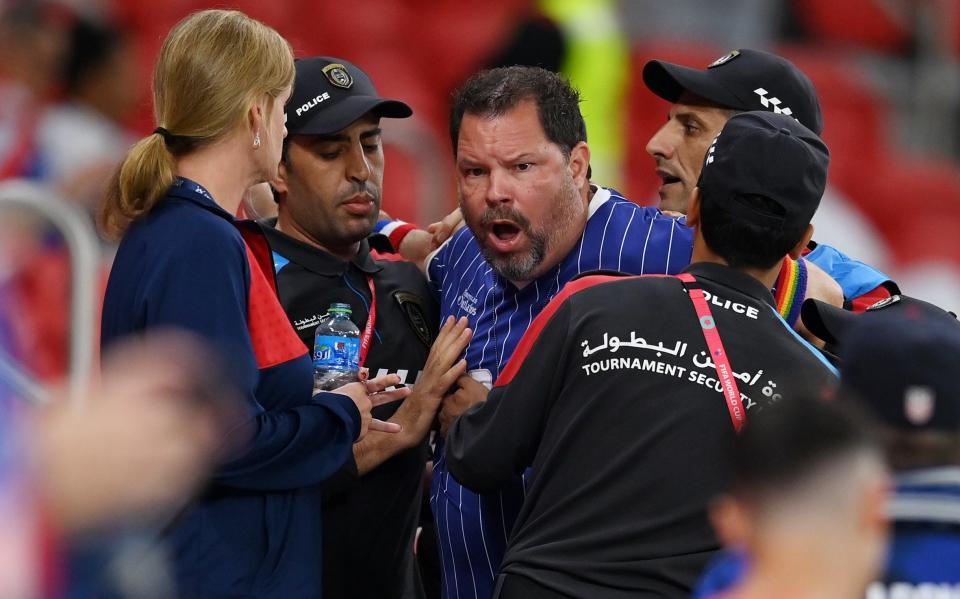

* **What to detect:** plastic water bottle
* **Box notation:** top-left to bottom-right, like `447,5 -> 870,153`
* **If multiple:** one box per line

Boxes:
313,303 -> 361,390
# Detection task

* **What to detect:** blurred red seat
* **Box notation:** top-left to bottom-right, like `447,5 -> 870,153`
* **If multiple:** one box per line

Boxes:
792,0 -> 910,53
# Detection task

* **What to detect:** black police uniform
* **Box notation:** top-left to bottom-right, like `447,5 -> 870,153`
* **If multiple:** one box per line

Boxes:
261,221 -> 438,599
446,262 -> 838,599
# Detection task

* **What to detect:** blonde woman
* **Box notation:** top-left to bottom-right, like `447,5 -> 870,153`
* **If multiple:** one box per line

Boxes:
99,10 -> 407,596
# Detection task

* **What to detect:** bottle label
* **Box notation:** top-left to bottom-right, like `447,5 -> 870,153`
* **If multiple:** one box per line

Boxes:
313,335 -> 360,370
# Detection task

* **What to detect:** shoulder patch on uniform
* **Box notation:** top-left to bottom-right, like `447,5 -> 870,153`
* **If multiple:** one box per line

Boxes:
708,50 -> 740,68
394,291 -> 434,348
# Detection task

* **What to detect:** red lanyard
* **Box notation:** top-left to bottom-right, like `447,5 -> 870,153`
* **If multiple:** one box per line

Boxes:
358,276 -> 377,368
676,273 -> 746,433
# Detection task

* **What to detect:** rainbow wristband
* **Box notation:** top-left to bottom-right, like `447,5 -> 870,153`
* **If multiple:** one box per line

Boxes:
773,257 -> 808,328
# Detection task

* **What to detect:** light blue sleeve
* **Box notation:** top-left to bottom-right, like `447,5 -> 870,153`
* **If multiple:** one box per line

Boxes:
805,243 -> 893,300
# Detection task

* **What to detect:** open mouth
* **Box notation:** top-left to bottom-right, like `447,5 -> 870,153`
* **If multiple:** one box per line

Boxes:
486,220 -> 524,252
660,174 -> 682,186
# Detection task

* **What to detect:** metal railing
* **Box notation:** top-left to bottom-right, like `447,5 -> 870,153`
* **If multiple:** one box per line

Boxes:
0,180 -> 101,404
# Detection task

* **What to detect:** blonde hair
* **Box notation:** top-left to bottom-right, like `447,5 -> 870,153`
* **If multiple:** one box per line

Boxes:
100,9 -> 294,238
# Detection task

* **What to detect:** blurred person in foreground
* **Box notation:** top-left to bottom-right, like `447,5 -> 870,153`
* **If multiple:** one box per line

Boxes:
0,332 -> 238,597
98,10 -> 407,597
265,56 -> 471,599
708,397 -> 889,599
445,110 -> 838,598
696,298 -> 960,597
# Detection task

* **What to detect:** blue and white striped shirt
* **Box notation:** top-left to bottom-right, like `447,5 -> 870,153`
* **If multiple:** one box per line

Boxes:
427,187 -> 693,599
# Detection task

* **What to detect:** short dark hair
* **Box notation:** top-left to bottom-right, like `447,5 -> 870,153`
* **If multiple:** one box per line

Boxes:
731,397 -> 878,497
449,66 -> 586,158
699,190 -> 809,270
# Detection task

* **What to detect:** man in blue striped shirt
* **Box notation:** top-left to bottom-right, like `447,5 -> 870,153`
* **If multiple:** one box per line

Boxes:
428,66 -> 696,599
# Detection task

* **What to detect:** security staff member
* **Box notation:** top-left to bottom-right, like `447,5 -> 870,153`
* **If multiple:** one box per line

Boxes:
445,111 -> 839,598
263,57 -> 470,599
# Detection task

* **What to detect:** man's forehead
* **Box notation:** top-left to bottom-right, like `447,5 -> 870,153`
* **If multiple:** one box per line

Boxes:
674,90 -> 733,111
458,102 -> 553,154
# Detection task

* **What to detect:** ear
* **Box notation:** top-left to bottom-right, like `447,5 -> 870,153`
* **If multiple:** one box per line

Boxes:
859,472 -> 891,539
272,160 -> 289,196
568,141 -> 591,190
709,494 -> 753,549
787,224 -> 815,259
248,95 -> 267,134
685,188 -> 702,228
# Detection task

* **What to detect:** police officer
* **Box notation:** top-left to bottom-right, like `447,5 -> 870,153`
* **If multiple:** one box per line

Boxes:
263,56 -> 470,599
445,111 -> 839,598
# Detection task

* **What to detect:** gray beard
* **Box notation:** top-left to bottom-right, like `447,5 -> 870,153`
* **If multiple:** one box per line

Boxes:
474,176 -> 583,283
482,232 -> 547,282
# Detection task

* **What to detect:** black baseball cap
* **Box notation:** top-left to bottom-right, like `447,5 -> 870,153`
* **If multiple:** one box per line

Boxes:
286,56 -> 412,136
697,111 -> 829,231
839,311 -> 960,432
802,294 -> 957,347
643,49 -> 824,135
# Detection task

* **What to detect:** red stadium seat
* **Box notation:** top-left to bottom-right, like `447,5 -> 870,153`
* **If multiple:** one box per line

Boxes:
792,0 -> 911,54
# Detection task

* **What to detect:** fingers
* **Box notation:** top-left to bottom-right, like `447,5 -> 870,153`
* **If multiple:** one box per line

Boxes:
363,373 -> 403,393
438,359 -> 469,390
456,373 -> 487,391
432,316 -> 471,358
429,208 -> 463,246
369,418 -> 402,434
369,386 -> 412,408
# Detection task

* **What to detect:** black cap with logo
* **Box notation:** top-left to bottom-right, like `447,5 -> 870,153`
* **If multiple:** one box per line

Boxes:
697,111 -> 829,231
286,56 -> 412,136
840,310 -> 960,432
642,48 -> 824,135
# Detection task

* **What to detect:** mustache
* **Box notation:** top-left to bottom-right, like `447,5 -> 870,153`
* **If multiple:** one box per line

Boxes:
338,182 -> 380,203
478,205 -> 532,231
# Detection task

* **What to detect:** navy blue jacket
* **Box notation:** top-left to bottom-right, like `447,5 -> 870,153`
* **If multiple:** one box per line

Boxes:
101,178 -> 360,598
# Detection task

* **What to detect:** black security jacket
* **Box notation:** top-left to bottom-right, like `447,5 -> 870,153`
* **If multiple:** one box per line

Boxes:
262,222 -> 439,599
447,262 -> 837,598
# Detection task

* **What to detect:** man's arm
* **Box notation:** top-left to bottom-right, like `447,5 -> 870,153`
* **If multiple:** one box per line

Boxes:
446,288 -> 577,492
804,242 -> 896,305
374,208 -> 465,271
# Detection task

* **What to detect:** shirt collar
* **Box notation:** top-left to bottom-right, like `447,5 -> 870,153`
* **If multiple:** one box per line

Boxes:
683,262 -> 777,308
260,218 -> 382,277
164,177 -> 236,221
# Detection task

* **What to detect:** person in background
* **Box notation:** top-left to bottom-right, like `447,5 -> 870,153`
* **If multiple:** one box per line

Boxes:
37,15 -> 138,212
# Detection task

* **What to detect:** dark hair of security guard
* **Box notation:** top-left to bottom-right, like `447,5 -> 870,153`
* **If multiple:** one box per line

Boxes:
449,66 -> 587,159
699,192 -> 809,270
